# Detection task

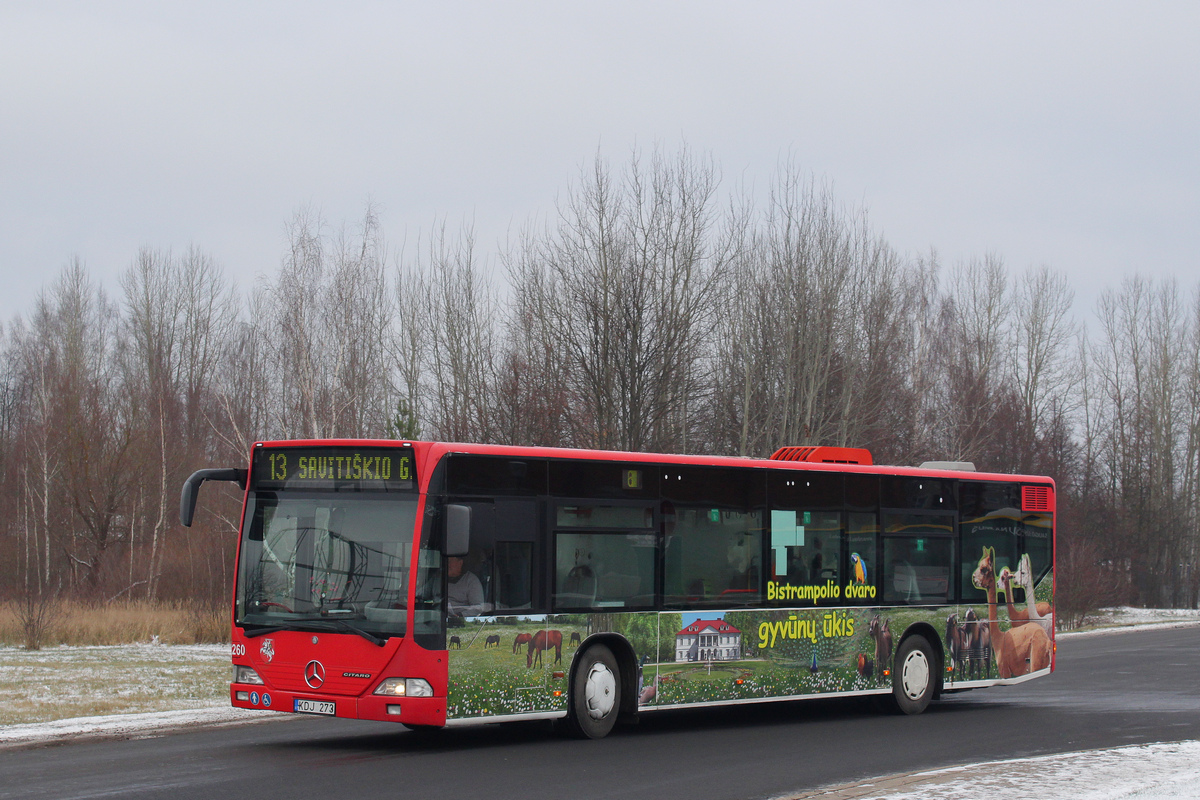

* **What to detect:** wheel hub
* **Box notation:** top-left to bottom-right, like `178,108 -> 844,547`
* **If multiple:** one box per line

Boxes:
901,649 -> 930,700
584,661 -> 616,719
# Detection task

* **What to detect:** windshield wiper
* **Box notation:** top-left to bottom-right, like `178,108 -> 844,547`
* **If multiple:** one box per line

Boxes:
328,619 -> 387,647
241,623 -> 292,638
238,619 -> 387,646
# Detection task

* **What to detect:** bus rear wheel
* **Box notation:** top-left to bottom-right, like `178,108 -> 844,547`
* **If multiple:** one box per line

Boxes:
891,635 -> 937,715
565,643 -> 621,739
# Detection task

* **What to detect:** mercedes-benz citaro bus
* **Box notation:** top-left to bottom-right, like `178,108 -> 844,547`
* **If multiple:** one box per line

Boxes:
180,439 -> 1054,739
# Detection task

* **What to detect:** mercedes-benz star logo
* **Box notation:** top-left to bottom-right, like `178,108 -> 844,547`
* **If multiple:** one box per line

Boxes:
304,660 -> 326,689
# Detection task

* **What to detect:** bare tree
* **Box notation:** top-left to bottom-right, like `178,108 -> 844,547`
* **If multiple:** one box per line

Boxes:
272,207 -> 327,438
119,246 -> 237,598
8,309 -> 61,593
323,207 -> 394,436
496,225 -> 571,446
216,286 -> 274,452
1055,528 -> 1131,629
520,146 -> 725,452
710,165 -> 911,461
120,248 -> 180,598
754,170 -> 857,453
836,235 -> 912,462
1182,285 -> 1200,606
415,220 -> 497,442
937,254 -> 1012,465
390,250 -> 426,440
1014,268 -> 1078,432
1090,277 -> 1192,605
40,262 -> 133,592
175,246 -> 237,450
14,584 -> 63,650
1009,266 -> 1078,473
267,205 -> 396,440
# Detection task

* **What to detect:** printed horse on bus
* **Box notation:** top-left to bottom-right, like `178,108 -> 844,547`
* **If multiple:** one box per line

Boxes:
527,629 -> 563,668
512,632 -> 533,654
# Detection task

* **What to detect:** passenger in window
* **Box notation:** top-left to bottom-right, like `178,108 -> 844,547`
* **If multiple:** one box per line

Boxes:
561,564 -> 597,604
725,533 -> 759,594
447,555 -> 488,617
889,541 -> 920,602
786,550 -> 808,583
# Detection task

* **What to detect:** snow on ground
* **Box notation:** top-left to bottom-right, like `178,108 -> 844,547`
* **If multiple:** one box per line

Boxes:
791,741 -> 1200,800
1074,606 -> 1200,628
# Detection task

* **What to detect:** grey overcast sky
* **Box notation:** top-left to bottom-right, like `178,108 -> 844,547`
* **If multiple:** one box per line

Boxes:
1,2 -> 1197,322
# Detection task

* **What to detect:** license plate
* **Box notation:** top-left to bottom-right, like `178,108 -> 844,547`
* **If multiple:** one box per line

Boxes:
294,699 -> 335,716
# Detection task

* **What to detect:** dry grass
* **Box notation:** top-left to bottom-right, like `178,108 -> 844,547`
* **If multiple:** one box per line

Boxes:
0,599 -> 230,647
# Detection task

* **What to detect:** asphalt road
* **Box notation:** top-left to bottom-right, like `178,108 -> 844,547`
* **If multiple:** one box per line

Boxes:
2,626 -> 1198,800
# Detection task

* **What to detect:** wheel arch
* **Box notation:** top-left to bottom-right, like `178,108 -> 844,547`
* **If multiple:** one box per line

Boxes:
569,633 -> 639,722
898,621 -> 945,695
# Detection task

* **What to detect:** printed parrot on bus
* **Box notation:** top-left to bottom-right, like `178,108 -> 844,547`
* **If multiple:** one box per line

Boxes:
851,552 -> 868,584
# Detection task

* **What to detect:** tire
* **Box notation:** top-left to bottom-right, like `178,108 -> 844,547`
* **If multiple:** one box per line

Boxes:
891,635 -> 937,715
564,643 -> 621,739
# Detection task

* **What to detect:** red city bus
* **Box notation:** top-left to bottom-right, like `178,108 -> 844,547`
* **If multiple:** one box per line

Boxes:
181,440 -> 1055,738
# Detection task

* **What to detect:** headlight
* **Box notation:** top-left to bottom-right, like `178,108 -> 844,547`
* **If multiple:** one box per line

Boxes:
233,665 -> 264,685
373,678 -> 433,697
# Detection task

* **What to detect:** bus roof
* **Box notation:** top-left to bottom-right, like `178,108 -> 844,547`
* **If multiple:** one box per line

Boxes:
251,438 -> 1055,488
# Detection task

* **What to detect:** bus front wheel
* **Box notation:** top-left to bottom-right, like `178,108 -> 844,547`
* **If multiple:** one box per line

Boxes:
565,643 -> 621,739
891,635 -> 936,715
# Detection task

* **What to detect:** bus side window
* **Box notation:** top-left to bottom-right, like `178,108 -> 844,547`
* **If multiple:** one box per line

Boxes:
1020,512 -> 1053,587
882,531 -> 953,604
770,509 -> 806,583
663,506 -> 762,606
494,542 -> 532,610
661,467 -> 764,608
960,482 -> 1022,604
480,499 -> 541,612
846,512 -> 878,604
553,531 -> 655,610
882,537 -> 922,603
768,509 -> 841,602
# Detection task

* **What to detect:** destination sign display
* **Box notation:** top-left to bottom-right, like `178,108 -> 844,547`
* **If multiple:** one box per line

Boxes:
251,446 -> 416,492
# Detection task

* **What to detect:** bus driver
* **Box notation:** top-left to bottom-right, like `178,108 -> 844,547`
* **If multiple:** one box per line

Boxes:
447,555 -> 487,616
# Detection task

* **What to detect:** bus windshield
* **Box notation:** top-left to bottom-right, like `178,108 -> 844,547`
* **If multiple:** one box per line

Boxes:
236,492 -> 418,641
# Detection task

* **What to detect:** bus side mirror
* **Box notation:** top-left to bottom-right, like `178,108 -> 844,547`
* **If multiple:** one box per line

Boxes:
180,468 -> 247,527
446,504 -> 471,556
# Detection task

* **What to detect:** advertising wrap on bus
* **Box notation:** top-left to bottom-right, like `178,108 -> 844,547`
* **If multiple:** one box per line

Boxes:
442,556 -> 1053,721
